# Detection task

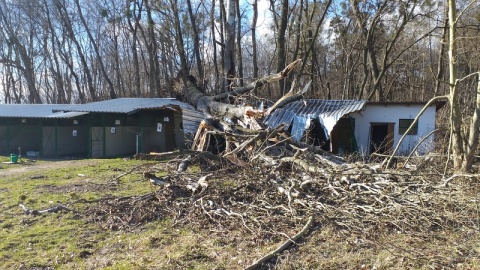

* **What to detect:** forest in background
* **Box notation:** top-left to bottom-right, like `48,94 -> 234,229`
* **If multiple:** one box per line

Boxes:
0,0 -> 479,105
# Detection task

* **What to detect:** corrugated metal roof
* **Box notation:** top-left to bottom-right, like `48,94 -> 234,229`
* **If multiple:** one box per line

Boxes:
54,98 -> 205,134
0,104 -> 81,118
264,99 -> 367,141
0,99 -> 205,134
54,98 -> 195,114
182,108 -> 205,134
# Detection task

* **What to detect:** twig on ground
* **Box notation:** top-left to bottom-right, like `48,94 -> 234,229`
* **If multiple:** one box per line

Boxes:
244,215 -> 314,270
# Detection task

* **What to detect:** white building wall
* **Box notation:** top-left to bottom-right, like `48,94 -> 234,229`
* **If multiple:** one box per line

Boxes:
349,104 -> 437,156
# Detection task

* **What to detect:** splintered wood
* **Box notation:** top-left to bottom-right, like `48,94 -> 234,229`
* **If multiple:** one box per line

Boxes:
191,121 -> 210,151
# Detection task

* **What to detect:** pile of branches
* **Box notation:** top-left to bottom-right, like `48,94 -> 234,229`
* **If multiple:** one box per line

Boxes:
80,138 -> 478,267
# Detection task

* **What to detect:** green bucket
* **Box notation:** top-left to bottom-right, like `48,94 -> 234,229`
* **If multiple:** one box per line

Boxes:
10,154 -> 18,163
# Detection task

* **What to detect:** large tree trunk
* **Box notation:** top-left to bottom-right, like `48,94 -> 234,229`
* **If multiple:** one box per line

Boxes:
176,59 -> 302,120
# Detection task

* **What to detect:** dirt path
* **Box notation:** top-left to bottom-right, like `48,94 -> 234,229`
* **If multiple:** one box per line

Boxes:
0,159 -> 99,177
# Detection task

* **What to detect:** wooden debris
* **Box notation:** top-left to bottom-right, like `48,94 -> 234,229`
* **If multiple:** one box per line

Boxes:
19,204 -> 75,215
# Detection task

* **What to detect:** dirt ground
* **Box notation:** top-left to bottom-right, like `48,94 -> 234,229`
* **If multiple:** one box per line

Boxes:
0,159 -> 100,177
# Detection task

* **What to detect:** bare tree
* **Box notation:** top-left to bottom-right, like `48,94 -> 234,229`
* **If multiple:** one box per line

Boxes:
0,0 -> 43,103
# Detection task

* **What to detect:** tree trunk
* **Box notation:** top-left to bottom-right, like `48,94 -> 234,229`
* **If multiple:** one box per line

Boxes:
251,0 -> 259,86
187,0 -> 204,84
448,0 -> 463,170
74,0 -> 116,99
276,0 -> 289,96
210,0 -> 220,92
54,0 -> 96,101
235,0 -> 244,87
176,59 -> 302,119
224,0 -> 236,89
462,74 -> 480,171
126,0 -> 142,97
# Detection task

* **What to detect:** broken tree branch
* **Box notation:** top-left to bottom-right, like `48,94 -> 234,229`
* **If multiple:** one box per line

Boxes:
19,204 -> 75,215
266,80 -> 311,116
244,215 -> 314,270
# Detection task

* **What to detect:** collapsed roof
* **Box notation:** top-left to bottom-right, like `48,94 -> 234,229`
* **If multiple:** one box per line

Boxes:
264,99 -> 367,141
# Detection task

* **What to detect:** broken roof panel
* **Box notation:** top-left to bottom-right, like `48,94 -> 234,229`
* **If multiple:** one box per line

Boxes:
264,99 -> 367,141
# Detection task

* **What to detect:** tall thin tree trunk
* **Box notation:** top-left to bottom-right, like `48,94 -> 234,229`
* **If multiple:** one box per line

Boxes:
235,0 -> 244,87
210,0 -> 220,92
276,0 -> 289,96
187,0 -> 204,85
462,74 -> 480,171
251,0 -> 259,86
74,0 -> 116,99
169,0 -> 189,80
54,0 -> 96,101
126,0 -> 142,97
224,0 -> 236,90
448,0 -> 463,170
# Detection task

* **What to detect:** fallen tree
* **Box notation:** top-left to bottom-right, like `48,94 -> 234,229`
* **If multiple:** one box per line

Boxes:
174,59 -> 302,122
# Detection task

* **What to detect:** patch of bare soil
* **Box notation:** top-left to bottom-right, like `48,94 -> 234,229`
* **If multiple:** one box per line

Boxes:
37,181 -> 118,194
0,159 -> 97,177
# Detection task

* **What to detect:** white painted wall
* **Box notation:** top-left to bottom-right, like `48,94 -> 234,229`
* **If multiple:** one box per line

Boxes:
349,103 -> 437,156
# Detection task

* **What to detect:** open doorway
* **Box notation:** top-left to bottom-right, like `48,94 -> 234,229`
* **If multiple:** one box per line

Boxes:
330,118 -> 357,154
369,123 -> 394,155
305,119 -> 330,151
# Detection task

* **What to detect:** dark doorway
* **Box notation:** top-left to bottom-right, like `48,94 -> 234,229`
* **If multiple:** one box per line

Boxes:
306,119 -> 330,151
369,123 -> 394,155
331,118 -> 356,154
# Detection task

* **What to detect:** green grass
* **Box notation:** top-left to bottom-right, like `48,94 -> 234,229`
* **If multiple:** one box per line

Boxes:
0,158 -> 161,269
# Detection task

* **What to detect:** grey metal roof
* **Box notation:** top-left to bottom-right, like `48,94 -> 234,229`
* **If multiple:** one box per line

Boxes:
0,99 -> 205,135
55,98 -> 196,114
55,98 -> 206,133
264,99 -> 367,141
0,104 -> 81,119
182,109 -> 205,134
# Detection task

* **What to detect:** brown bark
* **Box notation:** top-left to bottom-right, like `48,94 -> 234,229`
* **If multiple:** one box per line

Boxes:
276,0 -> 290,96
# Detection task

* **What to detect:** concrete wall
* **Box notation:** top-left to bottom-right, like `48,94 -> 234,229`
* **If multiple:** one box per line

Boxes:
350,104 -> 436,156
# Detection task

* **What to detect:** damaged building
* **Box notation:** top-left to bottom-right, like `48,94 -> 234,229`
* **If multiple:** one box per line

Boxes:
264,100 -> 443,156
